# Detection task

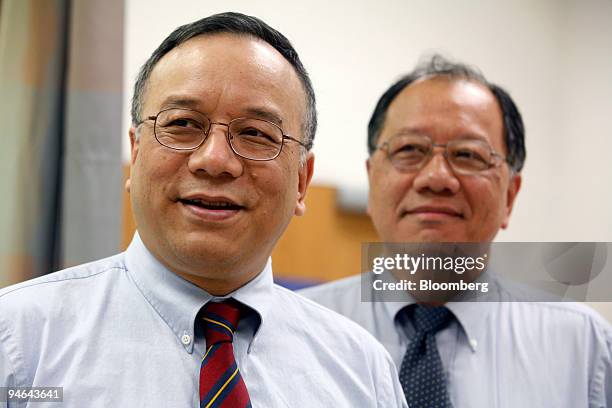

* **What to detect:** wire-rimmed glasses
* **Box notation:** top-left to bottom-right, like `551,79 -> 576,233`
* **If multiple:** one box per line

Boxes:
376,133 -> 508,174
139,108 -> 307,161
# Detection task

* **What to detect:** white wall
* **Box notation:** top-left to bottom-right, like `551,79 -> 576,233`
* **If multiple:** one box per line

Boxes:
123,0 -> 612,237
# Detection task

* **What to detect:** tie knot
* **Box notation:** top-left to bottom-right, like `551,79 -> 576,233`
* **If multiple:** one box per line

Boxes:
202,300 -> 241,346
411,305 -> 453,334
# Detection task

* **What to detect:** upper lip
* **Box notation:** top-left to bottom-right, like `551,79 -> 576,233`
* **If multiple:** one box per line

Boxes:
404,205 -> 463,217
178,193 -> 244,208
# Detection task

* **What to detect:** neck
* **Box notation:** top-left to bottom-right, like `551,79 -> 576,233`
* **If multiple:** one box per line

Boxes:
158,252 -> 268,296
179,272 -> 260,295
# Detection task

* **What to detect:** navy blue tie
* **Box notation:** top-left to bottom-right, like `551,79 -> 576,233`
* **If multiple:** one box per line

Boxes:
399,305 -> 453,408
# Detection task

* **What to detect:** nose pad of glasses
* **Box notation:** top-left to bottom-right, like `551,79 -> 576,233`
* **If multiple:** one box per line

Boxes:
414,152 -> 461,193
198,122 -> 229,146
187,131 -> 244,178
192,125 -> 235,161
416,148 -> 453,174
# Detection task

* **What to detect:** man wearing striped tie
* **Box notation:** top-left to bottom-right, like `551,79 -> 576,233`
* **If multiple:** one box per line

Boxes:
0,12 -> 407,407
301,56 -> 612,407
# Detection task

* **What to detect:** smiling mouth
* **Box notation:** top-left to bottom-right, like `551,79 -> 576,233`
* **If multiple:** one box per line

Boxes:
179,198 -> 244,211
402,208 -> 464,219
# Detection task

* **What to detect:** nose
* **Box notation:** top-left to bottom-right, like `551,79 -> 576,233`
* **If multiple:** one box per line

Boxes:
412,150 -> 461,195
186,124 -> 243,178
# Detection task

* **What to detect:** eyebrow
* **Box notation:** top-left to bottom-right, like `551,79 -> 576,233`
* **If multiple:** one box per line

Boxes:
394,127 -> 490,142
243,107 -> 283,127
394,127 -> 429,137
158,96 -> 284,127
159,96 -> 200,109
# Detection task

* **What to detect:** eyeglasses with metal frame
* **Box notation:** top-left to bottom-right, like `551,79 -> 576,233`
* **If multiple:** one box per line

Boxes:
137,107 -> 308,161
376,133 -> 509,175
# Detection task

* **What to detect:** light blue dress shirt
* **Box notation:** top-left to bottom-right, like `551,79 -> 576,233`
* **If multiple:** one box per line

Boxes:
0,234 -> 407,407
300,273 -> 612,408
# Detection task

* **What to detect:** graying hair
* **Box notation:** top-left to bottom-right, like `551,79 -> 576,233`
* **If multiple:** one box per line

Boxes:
367,54 -> 526,172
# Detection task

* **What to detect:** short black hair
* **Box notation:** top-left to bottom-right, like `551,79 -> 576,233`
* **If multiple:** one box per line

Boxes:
367,55 -> 526,172
131,12 -> 316,150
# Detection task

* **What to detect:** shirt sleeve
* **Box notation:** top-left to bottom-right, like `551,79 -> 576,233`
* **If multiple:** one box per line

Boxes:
374,348 -> 409,408
0,336 -> 16,408
605,363 -> 612,408
589,321 -> 612,408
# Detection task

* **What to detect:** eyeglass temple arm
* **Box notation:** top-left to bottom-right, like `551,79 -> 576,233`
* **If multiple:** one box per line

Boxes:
283,135 -> 310,149
134,115 -> 157,127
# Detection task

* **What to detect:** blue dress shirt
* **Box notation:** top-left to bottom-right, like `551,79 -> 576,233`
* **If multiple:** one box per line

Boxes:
0,234 -> 407,407
301,273 -> 612,408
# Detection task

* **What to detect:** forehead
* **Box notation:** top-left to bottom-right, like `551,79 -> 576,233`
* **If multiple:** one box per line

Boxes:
382,77 -> 505,150
144,33 -> 305,126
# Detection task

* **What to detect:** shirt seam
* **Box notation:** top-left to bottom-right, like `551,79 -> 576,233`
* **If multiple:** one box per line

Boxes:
0,265 -> 127,300
589,356 -> 603,405
0,314 -> 25,388
496,286 -> 612,332
0,264 -> 128,390
275,283 -> 351,315
588,324 -> 612,404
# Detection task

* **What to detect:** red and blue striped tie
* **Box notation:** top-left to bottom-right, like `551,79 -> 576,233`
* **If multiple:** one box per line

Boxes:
199,300 -> 251,408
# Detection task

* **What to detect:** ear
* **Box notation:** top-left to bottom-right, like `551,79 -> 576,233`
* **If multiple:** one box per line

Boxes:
294,152 -> 315,216
129,126 -> 140,164
365,158 -> 372,216
125,126 -> 140,193
501,172 -> 522,229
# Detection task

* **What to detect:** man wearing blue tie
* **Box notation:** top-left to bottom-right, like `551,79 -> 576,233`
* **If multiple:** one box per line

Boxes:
302,55 -> 612,407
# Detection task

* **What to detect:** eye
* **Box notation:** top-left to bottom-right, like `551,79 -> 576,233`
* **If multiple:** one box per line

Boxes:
166,118 -> 200,128
453,149 -> 486,162
235,126 -> 277,144
400,143 -> 424,152
392,143 -> 428,156
240,127 -> 267,137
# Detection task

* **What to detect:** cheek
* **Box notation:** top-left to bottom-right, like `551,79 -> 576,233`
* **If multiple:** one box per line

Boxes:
248,163 -> 296,210
466,178 -> 506,221
248,168 -> 275,197
133,150 -> 182,203
375,171 -> 414,207
369,170 -> 414,233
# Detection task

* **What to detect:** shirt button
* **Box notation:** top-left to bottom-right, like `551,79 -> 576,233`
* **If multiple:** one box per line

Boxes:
181,334 -> 191,345
469,339 -> 478,350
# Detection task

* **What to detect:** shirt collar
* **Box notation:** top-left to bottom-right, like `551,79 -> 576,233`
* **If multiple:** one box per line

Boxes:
124,232 -> 274,354
446,272 -> 500,352
375,270 -> 494,353
444,301 -> 492,352
222,255 -> 275,345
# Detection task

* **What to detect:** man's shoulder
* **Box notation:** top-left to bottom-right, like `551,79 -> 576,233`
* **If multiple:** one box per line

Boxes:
267,285 -> 406,407
514,301 -> 612,335
0,254 -> 130,383
488,299 -> 612,364
273,282 -> 389,355
0,253 -> 127,314
297,274 -> 363,312
495,280 -> 610,332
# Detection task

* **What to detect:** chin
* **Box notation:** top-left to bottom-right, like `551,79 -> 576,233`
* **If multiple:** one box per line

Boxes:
178,245 -> 240,271
392,228 -> 465,243
171,235 -> 238,260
